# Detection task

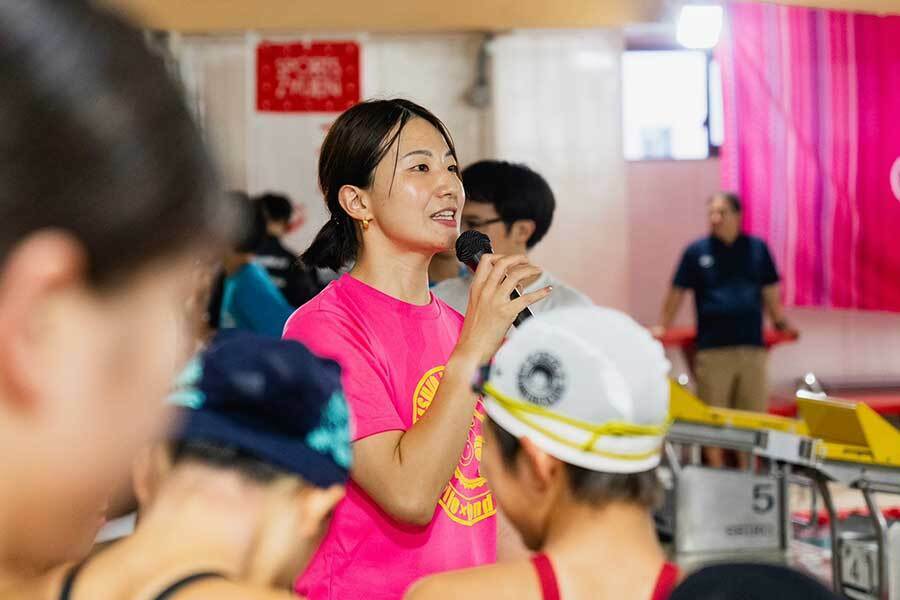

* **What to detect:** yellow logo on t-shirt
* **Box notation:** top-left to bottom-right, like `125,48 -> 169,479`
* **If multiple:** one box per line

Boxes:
413,366 -> 445,420
413,367 -> 496,527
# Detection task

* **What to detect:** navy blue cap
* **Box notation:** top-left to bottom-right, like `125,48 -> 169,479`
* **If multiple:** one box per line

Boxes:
669,563 -> 841,599
168,329 -> 352,487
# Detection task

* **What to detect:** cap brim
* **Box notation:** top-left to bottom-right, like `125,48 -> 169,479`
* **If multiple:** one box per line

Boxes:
485,397 -> 662,474
174,409 -> 349,488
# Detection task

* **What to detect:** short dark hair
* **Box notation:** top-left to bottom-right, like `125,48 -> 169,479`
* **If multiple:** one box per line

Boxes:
713,192 -> 742,214
171,439 -> 289,485
302,99 -> 458,271
670,563 -> 841,600
489,419 -> 661,509
462,161 -> 555,249
258,193 -> 293,224
0,1 -> 233,287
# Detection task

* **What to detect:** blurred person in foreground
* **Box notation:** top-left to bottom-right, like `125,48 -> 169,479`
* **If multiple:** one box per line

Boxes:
255,192 -> 321,306
433,160 -> 591,314
0,0 -> 233,586
7,332 -> 349,599
407,306 -> 678,600
669,563 -> 841,599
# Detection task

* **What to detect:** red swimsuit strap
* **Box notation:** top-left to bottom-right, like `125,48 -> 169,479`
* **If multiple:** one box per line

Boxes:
531,554 -> 678,600
651,562 -> 680,600
530,553 -> 561,600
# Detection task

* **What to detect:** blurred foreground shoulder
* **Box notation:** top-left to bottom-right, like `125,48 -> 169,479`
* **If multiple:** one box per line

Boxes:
177,580 -> 300,600
404,561 -> 540,600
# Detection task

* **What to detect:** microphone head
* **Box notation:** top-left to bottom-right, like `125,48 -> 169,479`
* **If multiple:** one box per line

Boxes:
455,230 -> 493,265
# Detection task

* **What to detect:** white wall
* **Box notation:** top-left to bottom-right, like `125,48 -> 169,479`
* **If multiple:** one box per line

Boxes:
363,34 -> 491,167
490,29 -> 627,310
627,160 -> 719,326
176,32 -> 490,253
177,29 -> 627,307
177,35 -> 248,191
177,31 -> 900,392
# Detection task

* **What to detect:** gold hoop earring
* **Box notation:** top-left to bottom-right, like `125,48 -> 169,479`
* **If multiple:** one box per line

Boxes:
362,218 -> 370,231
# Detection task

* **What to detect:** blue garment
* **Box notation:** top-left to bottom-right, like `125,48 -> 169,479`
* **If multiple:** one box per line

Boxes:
429,264 -> 467,288
673,234 -> 780,350
220,262 -> 294,338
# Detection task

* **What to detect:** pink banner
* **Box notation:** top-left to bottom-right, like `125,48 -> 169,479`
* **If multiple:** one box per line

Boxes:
720,2 -> 900,311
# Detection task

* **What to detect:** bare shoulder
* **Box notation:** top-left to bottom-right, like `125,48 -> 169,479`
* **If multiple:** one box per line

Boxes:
405,560 -> 541,600
176,580 -> 298,600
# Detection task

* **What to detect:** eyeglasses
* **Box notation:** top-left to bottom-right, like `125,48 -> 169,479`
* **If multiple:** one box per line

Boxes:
462,217 -> 504,230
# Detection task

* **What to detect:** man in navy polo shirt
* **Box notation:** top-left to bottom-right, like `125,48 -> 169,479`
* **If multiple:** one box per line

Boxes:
653,192 -> 797,467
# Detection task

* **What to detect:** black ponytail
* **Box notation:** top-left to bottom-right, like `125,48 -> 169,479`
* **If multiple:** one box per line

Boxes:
301,215 -> 357,272
301,98 -> 457,271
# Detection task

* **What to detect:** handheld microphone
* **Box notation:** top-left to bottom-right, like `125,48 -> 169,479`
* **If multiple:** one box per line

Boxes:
455,230 -> 533,328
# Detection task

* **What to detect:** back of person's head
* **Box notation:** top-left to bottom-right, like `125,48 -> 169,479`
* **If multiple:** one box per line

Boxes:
0,1 -> 231,285
301,98 -> 457,271
670,563 -> 841,599
167,329 -> 351,487
462,160 -> 555,249
231,191 -> 267,253
135,330 -> 351,586
481,306 -> 670,549
0,0 -> 234,571
257,192 -> 294,226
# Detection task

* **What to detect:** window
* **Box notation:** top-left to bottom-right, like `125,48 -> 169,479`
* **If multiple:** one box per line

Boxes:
622,50 -> 723,160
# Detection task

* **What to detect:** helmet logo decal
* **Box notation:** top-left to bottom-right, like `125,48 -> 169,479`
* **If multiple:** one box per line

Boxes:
517,352 -> 566,407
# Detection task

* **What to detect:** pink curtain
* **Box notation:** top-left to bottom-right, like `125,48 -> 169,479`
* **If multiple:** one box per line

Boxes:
720,2 -> 900,311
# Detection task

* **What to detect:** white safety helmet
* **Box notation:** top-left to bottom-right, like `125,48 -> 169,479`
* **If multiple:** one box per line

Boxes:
484,306 -> 671,474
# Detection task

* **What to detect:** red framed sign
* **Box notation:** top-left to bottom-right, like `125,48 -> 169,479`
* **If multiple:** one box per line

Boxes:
257,41 -> 360,113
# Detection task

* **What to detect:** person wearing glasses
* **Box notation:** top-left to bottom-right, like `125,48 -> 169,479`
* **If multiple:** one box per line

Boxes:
432,161 -> 592,315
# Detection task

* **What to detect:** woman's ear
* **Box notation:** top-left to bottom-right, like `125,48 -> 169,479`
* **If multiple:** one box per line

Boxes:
338,185 -> 372,224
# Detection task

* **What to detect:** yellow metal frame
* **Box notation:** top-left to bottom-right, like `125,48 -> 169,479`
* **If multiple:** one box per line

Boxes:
669,380 -> 808,435
669,380 -> 900,469
797,397 -> 900,467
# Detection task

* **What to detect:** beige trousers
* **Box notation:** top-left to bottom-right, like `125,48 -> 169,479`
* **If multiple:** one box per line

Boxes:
694,346 -> 769,412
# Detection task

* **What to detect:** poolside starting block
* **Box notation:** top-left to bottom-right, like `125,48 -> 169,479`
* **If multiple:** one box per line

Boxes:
661,382 -> 900,600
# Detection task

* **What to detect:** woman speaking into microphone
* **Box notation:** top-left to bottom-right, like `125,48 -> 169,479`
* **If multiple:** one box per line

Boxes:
284,99 -> 550,600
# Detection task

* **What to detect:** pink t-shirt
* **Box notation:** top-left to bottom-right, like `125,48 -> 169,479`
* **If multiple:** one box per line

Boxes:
283,275 -> 497,600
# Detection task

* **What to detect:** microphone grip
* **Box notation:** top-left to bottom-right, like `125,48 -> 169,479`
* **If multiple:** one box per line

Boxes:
509,288 -> 533,328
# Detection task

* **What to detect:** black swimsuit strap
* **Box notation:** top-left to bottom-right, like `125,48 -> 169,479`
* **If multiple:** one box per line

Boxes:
59,563 -> 224,600
153,571 -> 227,600
58,560 -> 88,600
